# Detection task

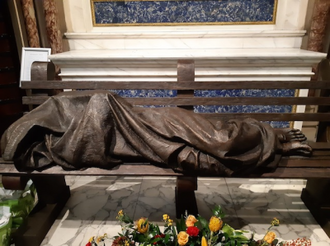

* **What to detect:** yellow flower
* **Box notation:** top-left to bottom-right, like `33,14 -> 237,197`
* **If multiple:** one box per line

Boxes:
136,217 -> 149,234
168,219 -> 173,226
201,236 -> 208,246
96,233 -> 107,243
271,218 -> 280,226
116,210 -> 124,220
96,237 -> 102,243
89,236 -> 95,243
177,231 -> 189,246
264,231 -> 276,244
125,240 -> 130,246
208,216 -> 223,232
185,215 -> 198,227
163,214 -> 169,221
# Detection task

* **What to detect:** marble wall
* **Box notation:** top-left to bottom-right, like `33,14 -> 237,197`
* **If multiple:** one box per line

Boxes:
92,0 -> 276,25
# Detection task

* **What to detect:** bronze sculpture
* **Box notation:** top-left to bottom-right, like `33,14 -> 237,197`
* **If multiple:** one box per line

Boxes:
1,90 -> 311,176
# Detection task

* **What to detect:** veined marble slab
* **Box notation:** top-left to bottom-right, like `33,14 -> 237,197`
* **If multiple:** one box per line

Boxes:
65,30 -> 306,39
50,48 -> 325,63
65,29 -> 305,50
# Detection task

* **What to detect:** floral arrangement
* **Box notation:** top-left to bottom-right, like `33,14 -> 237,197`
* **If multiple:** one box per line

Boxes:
86,206 -> 311,246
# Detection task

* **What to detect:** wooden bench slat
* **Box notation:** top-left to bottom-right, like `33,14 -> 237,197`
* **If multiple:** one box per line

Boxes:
17,96 -> 330,122
86,96 -> 330,106
309,142 -> 330,149
202,113 -> 330,122
20,80 -> 330,90
258,168 -> 330,178
22,96 -> 49,105
308,151 -> 330,156
22,95 -> 330,106
1,163 -> 329,179
0,163 -> 181,176
279,158 -> 330,167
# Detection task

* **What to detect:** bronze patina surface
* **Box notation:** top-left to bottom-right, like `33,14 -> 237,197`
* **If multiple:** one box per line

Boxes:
1,90 -> 311,176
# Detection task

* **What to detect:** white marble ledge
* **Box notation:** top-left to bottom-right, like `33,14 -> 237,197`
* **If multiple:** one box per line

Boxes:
65,30 -> 306,39
89,24 -> 277,34
59,67 -> 315,77
49,49 -> 326,65
67,36 -> 303,50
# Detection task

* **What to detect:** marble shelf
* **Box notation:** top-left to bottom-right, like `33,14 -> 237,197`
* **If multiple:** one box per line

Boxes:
49,48 -> 325,82
50,48 -> 325,63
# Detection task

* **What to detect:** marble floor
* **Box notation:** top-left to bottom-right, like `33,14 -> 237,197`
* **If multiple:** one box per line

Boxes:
40,177 -> 330,246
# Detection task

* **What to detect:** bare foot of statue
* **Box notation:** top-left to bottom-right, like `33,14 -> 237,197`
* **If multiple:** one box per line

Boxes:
274,128 -> 307,143
281,141 -> 312,156
275,128 -> 312,156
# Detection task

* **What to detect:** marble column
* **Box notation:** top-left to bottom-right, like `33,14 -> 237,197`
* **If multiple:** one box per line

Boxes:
307,0 -> 330,81
43,0 -> 63,54
21,0 -> 40,47
307,0 -> 330,53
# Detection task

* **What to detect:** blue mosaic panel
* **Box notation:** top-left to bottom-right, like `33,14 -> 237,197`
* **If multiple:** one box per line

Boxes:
112,89 -> 176,108
113,89 -> 176,98
112,89 -> 294,128
194,89 -> 294,128
92,0 -> 276,25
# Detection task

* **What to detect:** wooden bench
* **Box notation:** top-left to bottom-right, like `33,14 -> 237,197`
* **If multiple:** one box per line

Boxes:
1,60 -> 330,245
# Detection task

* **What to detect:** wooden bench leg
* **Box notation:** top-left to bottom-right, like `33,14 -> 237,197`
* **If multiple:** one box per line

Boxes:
1,175 -> 30,190
175,176 -> 198,218
12,175 -> 71,246
301,178 -> 330,237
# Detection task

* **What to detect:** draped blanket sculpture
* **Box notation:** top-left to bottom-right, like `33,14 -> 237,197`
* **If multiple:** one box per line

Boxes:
1,91 -> 311,176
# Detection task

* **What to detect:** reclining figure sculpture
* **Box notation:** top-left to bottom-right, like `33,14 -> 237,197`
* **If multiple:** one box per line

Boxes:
1,91 -> 312,176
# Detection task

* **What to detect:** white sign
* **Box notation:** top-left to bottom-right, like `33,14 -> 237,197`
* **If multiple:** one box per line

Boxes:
20,47 -> 51,86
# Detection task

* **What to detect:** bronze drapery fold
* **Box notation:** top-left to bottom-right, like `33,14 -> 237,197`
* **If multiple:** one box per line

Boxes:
1,91 -> 280,176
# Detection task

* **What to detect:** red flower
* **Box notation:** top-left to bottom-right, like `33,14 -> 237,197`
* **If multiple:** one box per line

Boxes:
86,243 -> 91,246
153,234 -> 165,245
112,236 -> 130,246
186,226 -> 200,237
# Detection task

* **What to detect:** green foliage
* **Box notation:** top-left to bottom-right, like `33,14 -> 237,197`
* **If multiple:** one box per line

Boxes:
212,205 -> 226,219
121,214 -> 133,224
222,224 -> 234,237
176,216 -> 187,233
196,215 -> 209,232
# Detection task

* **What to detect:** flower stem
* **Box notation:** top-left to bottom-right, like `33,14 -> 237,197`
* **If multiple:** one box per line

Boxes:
261,225 -> 274,246
208,231 -> 213,246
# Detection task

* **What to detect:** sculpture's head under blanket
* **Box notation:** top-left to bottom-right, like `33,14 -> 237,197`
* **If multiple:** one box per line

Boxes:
1,90 -> 306,176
